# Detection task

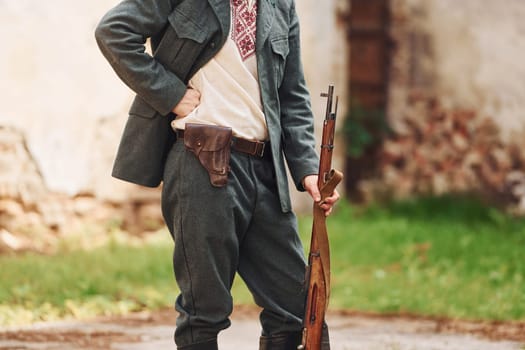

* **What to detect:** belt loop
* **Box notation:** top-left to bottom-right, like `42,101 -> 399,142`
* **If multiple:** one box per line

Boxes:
256,141 -> 266,157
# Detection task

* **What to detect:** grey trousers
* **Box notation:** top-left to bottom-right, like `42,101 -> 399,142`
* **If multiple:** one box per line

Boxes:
161,140 -> 307,348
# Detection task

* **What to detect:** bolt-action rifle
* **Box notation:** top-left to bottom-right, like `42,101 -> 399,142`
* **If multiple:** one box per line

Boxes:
298,85 -> 343,350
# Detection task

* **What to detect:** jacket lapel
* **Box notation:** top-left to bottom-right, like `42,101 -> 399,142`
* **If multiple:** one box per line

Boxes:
207,0 -> 231,41
256,0 -> 275,51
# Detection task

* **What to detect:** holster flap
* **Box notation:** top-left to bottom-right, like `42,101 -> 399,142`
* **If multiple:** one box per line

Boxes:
183,123 -> 233,187
184,123 -> 232,154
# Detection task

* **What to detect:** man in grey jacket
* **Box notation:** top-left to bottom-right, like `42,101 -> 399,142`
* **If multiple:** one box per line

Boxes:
95,0 -> 339,349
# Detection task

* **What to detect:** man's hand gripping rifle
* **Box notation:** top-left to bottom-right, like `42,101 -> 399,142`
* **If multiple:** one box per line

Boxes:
299,85 -> 343,350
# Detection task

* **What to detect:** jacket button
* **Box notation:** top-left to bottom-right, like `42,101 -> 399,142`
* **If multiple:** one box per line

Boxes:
210,42 -> 216,49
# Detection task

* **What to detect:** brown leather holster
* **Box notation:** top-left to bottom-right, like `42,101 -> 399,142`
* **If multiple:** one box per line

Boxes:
183,123 -> 233,187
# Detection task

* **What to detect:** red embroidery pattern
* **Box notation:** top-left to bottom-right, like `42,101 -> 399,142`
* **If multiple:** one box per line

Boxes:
231,0 -> 257,61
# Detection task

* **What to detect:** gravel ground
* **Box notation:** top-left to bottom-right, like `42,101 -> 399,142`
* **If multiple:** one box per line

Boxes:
0,308 -> 524,350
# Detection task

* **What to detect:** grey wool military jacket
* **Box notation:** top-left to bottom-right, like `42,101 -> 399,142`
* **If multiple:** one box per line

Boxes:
95,0 -> 319,212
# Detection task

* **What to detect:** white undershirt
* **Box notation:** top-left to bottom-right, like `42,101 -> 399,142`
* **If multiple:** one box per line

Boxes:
171,0 -> 267,141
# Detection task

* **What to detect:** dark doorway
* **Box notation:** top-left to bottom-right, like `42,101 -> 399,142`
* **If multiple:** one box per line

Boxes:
345,0 -> 390,200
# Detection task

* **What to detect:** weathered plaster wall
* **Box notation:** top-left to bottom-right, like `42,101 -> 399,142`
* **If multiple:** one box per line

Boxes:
0,0 -> 132,201
0,0 -> 348,212
389,0 -> 525,138
373,0 -> 525,210
429,0 -> 525,136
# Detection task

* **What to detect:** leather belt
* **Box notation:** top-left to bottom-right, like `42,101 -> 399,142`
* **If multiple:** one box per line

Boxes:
176,129 -> 268,158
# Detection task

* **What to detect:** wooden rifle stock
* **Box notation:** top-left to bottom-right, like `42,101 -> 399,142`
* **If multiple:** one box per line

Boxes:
298,85 -> 343,350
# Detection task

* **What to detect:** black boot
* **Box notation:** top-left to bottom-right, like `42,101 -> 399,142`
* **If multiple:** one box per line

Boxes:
259,331 -> 303,350
178,338 -> 218,350
261,325 -> 330,350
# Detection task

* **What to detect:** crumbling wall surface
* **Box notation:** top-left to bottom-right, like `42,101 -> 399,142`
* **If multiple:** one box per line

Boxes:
389,0 -> 525,138
0,0 -> 130,197
0,0 -> 167,252
427,0 -> 525,137
368,0 -> 525,212
0,126 -> 164,253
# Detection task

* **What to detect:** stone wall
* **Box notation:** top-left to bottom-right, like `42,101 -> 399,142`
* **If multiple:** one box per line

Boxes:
0,126 -> 165,253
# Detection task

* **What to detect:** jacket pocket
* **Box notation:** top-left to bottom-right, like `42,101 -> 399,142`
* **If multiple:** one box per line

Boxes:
270,37 -> 290,84
168,10 -> 207,43
153,9 -> 208,79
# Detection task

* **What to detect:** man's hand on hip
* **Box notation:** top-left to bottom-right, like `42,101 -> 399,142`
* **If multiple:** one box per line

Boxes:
302,175 -> 340,216
172,88 -> 201,117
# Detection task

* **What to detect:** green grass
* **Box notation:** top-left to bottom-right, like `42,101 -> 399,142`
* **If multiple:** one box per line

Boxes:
0,236 -> 178,325
315,196 -> 525,321
1,195 -> 524,325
